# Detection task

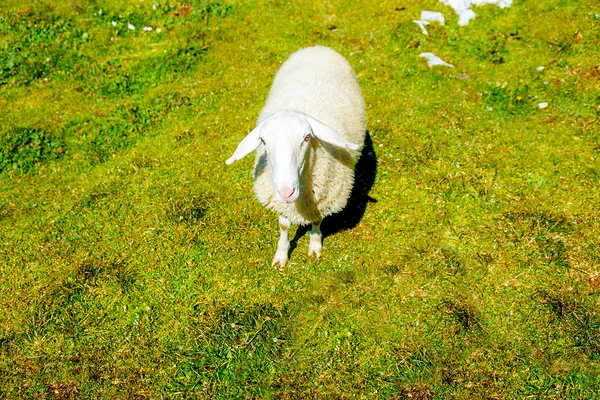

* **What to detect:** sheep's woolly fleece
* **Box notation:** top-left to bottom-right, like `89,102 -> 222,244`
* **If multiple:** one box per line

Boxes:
253,46 -> 366,225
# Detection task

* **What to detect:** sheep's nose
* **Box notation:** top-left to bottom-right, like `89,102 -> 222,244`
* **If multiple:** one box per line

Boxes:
277,187 -> 296,200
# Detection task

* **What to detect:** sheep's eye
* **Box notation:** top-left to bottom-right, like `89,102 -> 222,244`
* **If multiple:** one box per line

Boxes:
303,134 -> 312,143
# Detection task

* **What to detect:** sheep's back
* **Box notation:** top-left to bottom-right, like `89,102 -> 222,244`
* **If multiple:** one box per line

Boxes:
259,46 -> 365,144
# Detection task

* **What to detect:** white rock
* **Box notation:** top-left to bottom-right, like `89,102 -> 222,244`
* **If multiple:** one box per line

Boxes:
439,0 -> 512,25
413,20 -> 430,36
421,10 -> 446,25
419,52 -> 454,67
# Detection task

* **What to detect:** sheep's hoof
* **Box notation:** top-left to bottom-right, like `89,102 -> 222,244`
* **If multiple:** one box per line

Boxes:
308,244 -> 322,258
272,251 -> 288,269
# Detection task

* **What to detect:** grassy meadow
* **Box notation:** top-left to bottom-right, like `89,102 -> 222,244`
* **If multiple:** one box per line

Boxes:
1,0 -> 599,398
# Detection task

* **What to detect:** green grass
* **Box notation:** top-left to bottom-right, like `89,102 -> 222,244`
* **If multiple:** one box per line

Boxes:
1,0 -> 599,398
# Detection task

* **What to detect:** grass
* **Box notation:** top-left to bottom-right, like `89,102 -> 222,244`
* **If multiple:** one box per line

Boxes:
1,0 -> 599,398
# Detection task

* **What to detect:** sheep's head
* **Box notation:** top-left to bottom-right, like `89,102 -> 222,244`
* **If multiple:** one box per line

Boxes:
226,110 -> 359,203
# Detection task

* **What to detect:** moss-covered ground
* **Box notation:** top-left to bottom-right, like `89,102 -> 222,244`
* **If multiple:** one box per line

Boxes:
1,0 -> 599,398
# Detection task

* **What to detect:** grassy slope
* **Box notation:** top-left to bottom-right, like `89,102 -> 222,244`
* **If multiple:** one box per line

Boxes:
1,0 -> 599,398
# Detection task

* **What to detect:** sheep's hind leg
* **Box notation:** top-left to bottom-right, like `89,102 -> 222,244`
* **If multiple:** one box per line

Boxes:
308,219 -> 323,258
272,215 -> 291,268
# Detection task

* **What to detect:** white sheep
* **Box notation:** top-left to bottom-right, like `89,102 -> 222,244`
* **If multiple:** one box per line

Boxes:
226,46 -> 366,267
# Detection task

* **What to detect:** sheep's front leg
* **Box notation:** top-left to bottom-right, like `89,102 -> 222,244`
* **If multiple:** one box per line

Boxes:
308,219 -> 322,258
272,215 -> 291,268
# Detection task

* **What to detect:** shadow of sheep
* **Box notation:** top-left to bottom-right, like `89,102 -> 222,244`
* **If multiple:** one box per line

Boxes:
289,131 -> 378,254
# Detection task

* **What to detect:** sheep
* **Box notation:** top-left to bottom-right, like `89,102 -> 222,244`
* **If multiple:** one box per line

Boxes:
226,46 -> 366,268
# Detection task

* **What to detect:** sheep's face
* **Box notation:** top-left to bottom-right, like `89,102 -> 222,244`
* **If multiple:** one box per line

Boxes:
226,110 -> 360,204
260,112 -> 313,203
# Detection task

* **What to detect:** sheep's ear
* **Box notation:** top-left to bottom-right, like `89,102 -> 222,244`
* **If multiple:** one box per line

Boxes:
226,125 -> 262,165
305,115 -> 360,151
